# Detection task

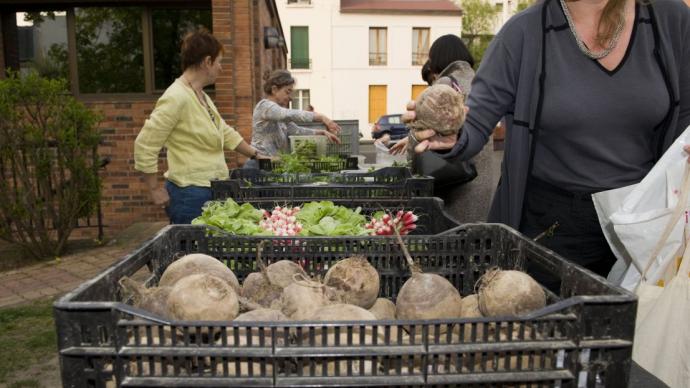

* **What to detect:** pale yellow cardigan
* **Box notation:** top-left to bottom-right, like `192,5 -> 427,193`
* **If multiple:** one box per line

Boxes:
134,78 -> 243,187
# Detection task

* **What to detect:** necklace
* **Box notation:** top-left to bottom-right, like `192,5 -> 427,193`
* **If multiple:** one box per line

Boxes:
182,75 -> 218,129
560,0 -> 625,60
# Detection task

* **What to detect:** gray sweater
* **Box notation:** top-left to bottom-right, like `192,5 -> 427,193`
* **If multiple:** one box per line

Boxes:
251,99 -> 317,156
441,0 -> 690,229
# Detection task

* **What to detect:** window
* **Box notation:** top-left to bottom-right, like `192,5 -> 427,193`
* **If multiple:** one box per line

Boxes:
495,3 -> 504,12
152,9 -> 212,90
411,27 -> 430,66
368,85 -> 387,123
287,0 -> 312,4
6,6 -> 212,95
369,27 -> 387,66
75,7 -> 145,93
290,26 -> 310,69
411,85 -> 427,100
290,89 -> 310,110
14,12 -> 69,81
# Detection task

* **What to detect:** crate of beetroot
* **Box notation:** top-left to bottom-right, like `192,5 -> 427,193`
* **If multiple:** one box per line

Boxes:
212,167 -> 434,201
54,224 -> 636,387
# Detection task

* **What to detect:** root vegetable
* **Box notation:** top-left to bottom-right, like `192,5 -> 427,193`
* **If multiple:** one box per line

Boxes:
408,83 -> 466,136
455,294 -> 487,341
235,308 -> 288,323
477,269 -> 546,317
368,298 -> 396,320
168,274 -> 239,321
159,253 -> 240,293
119,276 -> 172,318
323,256 -> 380,309
303,304 -> 381,376
212,309 -> 288,377
393,231 -> 463,328
241,272 -> 283,310
264,260 -> 307,288
280,275 -> 342,320
459,294 -> 482,318
240,242 -> 293,309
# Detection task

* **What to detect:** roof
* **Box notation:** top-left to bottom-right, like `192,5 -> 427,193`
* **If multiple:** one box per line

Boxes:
340,0 -> 462,15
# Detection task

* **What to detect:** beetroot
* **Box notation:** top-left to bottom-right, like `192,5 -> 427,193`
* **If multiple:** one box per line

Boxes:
477,269 -> 546,317
323,256 -> 380,309
119,276 -> 171,318
408,84 -> 466,136
167,274 -> 239,321
159,253 -> 240,293
393,232 -> 463,327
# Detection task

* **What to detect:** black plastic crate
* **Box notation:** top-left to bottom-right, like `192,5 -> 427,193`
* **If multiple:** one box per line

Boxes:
200,197 -> 458,236
54,224 -> 636,387
297,119 -> 359,156
259,155 -> 359,173
213,167 -> 434,200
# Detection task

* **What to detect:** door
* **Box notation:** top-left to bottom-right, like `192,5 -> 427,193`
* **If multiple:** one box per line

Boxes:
369,85 -> 387,123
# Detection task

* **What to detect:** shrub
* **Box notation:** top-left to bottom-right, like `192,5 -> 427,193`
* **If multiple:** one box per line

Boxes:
0,72 -> 102,259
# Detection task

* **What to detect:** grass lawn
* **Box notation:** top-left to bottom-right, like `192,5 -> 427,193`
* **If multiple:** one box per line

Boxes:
0,298 -> 59,387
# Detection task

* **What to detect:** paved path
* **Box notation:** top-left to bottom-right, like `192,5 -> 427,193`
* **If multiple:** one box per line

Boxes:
0,222 -> 167,308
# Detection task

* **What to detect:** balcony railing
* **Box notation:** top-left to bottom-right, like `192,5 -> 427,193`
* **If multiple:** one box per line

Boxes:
411,52 -> 428,66
369,52 -> 387,66
289,58 -> 312,70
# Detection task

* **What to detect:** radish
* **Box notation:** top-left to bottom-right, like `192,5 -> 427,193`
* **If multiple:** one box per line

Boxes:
167,274 -> 239,321
119,276 -> 171,318
159,253 -> 240,293
323,256 -> 380,309
393,231 -> 463,328
476,268 -> 546,317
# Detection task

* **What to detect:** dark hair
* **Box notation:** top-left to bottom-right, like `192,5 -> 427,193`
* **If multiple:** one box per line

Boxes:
428,34 -> 475,74
180,29 -> 224,71
421,60 -> 433,86
263,70 -> 295,95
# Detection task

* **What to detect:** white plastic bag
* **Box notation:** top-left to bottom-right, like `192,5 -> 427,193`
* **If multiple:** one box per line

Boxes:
592,126 -> 690,290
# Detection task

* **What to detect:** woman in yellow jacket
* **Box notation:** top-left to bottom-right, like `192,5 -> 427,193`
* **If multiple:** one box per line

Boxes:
134,29 -> 262,223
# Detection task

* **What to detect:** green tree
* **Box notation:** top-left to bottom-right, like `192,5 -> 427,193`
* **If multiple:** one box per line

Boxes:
516,0 -> 536,13
0,72 -> 102,259
461,0 -> 499,65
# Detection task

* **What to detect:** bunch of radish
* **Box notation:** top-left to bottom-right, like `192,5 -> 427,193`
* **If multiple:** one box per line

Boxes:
365,210 -> 418,236
259,205 -> 303,236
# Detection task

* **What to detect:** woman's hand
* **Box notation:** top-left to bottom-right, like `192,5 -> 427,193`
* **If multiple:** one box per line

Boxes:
150,187 -> 169,206
402,100 -> 467,154
389,137 -> 408,155
325,118 -> 341,134
320,129 -> 341,144
374,133 -> 391,146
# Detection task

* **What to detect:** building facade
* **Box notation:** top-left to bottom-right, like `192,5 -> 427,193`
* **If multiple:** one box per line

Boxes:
276,0 -> 462,139
0,0 -> 287,236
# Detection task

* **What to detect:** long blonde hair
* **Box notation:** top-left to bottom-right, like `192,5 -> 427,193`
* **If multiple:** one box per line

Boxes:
597,0 -> 628,47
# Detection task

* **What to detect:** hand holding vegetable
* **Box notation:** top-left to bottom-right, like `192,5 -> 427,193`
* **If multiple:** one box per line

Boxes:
402,100 -> 469,154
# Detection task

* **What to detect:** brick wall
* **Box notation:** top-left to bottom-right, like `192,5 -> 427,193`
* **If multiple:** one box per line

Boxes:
83,0 -> 285,239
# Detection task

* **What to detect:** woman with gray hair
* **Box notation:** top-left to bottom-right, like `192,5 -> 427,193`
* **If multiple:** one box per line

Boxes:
246,70 -> 340,168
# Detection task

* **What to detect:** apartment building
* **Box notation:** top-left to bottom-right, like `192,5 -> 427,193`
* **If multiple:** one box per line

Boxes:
276,0 -> 463,139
